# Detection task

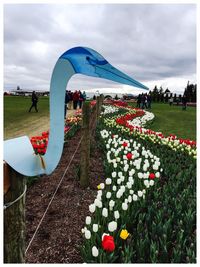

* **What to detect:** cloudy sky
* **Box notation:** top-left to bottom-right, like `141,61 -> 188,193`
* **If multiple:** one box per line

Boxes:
4,3 -> 196,95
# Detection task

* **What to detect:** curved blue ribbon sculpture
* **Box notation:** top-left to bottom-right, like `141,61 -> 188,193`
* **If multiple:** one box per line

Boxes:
4,47 -> 148,177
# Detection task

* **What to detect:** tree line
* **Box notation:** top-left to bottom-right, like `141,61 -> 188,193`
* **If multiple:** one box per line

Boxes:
148,81 -> 196,103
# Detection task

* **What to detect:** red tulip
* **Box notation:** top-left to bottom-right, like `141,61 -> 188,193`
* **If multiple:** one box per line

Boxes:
149,173 -> 155,179
102,234 -> 115,252
122,142 -> 128,147
126,153 -> 133,160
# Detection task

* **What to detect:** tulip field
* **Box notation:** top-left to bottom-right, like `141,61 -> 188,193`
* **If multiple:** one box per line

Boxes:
4,97 -> 196,263
80,101 -> 196,263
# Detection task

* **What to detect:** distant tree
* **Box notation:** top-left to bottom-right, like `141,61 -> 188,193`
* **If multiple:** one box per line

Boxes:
115,94 -> 119,100
17,86 -> 20,90
183,81 -> 196,102
152,85 -> 158,102
93,95 -> 96,100
173,93 -> 177,103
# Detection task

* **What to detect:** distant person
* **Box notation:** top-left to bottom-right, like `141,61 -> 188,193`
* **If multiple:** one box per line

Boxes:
29,91 -> 38,112
64,90 -> 70,118
147,94 -> 152,109
73,90 -> 79,109
182,95 -> 187,110
83,91 -> 87,101
78,90 -> 84,109
141,93 -> 148,109
136,94 -> 141,108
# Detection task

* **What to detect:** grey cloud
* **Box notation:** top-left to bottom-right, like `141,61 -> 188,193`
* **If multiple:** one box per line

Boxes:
4,4 -> 196,92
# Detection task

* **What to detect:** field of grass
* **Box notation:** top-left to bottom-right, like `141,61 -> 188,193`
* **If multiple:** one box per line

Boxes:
4,97 -> 196,141
4,96 -> 49,140
129,102 -> 196,141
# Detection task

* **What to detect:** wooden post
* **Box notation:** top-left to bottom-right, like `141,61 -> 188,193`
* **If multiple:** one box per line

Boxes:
4,163 -> 26,263
96,96 -> 100,124
80,101 -> 91,187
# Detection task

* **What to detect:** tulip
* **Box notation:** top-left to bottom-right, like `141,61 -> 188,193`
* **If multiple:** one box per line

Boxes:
85,230 -> 91,239
89,203 -> 96,213
114,210 -> 120,220
138,190 -> 143,197
106,192 -> 112,199
149,180 -> 155,186
133,194 -> 138,201
93,224 -> 98,233
108,221 -> 117,232
102,234 -> 115,252
92,246 -> 99,257
122,202 -> 128,210
120,229 -> 129,240
105,178 -> 112,185
149,173 -> 155,179
85,216 -> 91,225
102,208 -> 108,217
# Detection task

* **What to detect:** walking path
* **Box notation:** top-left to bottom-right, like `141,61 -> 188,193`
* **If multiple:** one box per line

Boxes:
4,110 -> 77,140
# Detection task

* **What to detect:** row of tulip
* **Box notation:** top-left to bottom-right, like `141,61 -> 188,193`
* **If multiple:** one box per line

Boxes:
101,105 -> 196,158
30,115 -> 82,155
81,129 -> 162,262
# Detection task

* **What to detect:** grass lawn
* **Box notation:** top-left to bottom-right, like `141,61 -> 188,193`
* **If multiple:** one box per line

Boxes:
130,102 -> 196,140
4,97 -> 196,141
4,96 -> 49,139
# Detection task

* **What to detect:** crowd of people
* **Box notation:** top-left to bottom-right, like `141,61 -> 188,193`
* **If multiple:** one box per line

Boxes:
136,93 -> 152,109
64,90 -> 86,117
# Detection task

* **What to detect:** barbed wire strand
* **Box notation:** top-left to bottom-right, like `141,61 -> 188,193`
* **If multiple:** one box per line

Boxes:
25,136 -> 83,255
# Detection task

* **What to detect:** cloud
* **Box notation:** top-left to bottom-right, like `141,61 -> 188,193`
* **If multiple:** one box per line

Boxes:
4,4 -> 196,94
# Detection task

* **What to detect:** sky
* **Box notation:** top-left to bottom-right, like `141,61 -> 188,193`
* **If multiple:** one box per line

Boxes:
3,3 -> 197,95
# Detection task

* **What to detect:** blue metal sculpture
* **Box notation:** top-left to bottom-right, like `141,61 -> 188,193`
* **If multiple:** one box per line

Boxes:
4,47 -> 148,176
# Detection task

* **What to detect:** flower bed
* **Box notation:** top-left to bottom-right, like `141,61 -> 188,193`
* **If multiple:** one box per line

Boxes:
81,102 -> 196,263
30,115 -> 82,155
102,104 -> 196,158
81,129 -> 162,262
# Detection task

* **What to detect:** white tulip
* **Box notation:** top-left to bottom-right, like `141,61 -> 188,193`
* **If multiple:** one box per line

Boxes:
122,202 -> 128,210
108,221 -> 117,232
93,224 -> 98,233
117,179 -> 122,185
92,246 -> 99,257
106,192 -> 112,199
85,230 -> 91,239
102,208 -> 108,217
155,172 -> 160,178
144,180 -> 149,187
138,190 -> 143,197
129,189 -> 134,195
138,172 -> 143,179
85,216 -> 91,225
94,199 -> 102,208
109,200 -> 115,208
133,194 -> 138,201
116,190 -> 122,198
149,180 -> 155,186
89,203 -> 95,213
114,210 -> 120,219
121,176 -> 125,182
112,185 -> 117,191
128,195 -> 132,203
112,172 -> 117,178
105,178 -> 112,185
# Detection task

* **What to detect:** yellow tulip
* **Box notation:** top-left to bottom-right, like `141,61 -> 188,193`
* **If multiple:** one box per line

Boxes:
97,184 -> 101,190
120,229 -> 129,240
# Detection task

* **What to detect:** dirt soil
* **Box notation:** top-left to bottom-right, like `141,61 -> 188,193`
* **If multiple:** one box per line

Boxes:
25,128 -> 104,263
